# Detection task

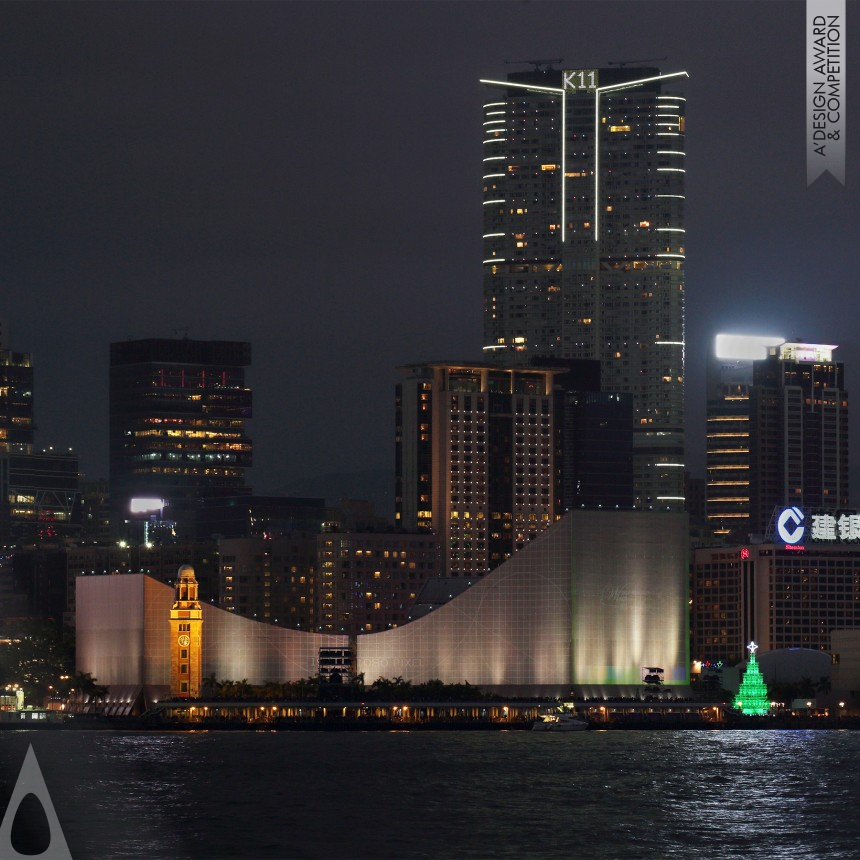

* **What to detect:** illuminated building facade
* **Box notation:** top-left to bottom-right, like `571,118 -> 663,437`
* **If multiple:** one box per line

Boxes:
396,362 -> 560,576
1,347 -> 80,543
219,534 -> 317,630
315,531 -> 441,635
749,341 -> 848,537
479,66 -> 687,510
109,338 -> 253,541
706,334 -> 785,541
76,573 -> 348,688
169,564 -> 203,697
0,348 -> 34,452
706,336 -> 849,541
692,538 -> 860,664
76,510 -> 690,696
1,451 -> 79,543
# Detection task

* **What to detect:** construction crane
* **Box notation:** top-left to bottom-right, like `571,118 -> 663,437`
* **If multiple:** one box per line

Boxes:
503,58 -> 564,71
608,56 -> 668,68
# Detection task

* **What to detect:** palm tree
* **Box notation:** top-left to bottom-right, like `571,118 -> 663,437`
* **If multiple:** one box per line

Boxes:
215,679 -> 235,699
202,673 -> 218,697
261,680 -> 284,700
798,676 -> 817,698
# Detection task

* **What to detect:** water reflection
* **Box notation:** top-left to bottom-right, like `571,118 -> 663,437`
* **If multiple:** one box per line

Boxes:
0,730 -> 857,858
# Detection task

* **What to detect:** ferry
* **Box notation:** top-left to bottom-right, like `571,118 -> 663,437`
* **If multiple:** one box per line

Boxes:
0,707 -> 65,729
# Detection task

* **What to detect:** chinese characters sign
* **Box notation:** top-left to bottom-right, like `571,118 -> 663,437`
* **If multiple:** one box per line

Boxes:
811,512 -> 860,541
775,506 -> 860,545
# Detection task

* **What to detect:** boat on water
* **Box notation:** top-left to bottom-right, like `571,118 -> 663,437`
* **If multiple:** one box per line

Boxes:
531,710 -> 589,732
0,708 -> 65,729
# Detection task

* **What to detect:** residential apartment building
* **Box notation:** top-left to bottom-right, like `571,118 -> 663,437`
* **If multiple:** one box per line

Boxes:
479,65 -> 688,509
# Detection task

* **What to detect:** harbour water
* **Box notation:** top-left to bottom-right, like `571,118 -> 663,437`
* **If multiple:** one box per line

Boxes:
1,729 -> 859,859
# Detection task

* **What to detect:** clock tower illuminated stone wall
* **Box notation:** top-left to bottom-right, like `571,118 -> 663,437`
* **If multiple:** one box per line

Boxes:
169,564 -> 203,697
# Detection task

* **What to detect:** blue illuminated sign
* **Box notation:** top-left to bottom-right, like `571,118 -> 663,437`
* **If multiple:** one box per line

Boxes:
777,507 -> 805,544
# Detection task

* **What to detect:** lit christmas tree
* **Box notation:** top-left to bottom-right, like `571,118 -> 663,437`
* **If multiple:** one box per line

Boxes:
733,641 -> 771,716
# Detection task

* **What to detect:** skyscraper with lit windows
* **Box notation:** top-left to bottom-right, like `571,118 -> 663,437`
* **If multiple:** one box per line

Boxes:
1,345 -> 79,543
479,65 -> 687,509
109,338 -> 253,541
706,334 -> 849,541
395,362 -> 560,576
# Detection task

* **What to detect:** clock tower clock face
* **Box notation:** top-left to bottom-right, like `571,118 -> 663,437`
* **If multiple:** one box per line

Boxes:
178,634 -> 190,647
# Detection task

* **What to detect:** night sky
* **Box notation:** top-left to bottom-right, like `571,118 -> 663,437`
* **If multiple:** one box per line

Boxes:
4,2 -> 859,507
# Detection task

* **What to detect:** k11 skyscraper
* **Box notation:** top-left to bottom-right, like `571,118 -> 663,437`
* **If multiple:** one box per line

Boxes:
480,65 -> 687,510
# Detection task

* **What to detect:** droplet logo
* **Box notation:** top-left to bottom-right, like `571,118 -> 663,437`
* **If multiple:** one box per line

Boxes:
777,506 -> 805,545
0,745 -> 72,859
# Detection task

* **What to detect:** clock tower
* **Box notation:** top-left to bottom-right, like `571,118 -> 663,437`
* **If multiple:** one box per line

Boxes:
169,564 -> 203,698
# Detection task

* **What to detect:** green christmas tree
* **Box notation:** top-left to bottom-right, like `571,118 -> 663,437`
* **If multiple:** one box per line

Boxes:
733,642 -> 771,716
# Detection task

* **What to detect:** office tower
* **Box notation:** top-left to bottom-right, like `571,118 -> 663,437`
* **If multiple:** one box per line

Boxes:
750,341 -> 849,535
396,362 -> 560,576
0,348 -> 34,452
480,65 -> 688,510
2,451 -> 79,543
706,334 -> 784,541
706,335 -> 849,541
109,338 -> 253,542
1,347 -> 79,543
541,358 -> 634,509
79,479 -> 111,542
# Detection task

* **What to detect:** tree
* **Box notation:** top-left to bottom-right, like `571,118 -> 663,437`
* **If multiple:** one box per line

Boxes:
69,672 -> 109,712
0,619 -> 79,705
261,680 -> 285,700
798,676 -> 817,698
202,673 -> 218,697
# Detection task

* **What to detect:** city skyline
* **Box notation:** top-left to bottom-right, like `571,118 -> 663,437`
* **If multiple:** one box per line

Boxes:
4,2 -> 859,503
